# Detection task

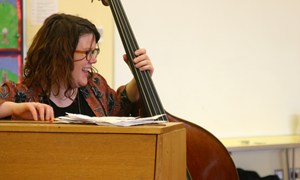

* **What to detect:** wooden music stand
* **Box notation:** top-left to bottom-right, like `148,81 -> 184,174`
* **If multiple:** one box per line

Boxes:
0,121 -> 186,180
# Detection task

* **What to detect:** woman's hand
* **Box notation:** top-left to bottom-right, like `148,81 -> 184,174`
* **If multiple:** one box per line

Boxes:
0,101 -> 54,121
123,48 -> 155,103
123,48 -> 154,76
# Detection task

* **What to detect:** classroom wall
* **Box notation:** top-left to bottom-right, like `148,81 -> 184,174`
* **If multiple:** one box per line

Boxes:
114,0 -> 300,139
112,0 -> 300,177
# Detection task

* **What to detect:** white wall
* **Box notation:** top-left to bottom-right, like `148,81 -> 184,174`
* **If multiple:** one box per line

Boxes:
114,0 -> 300,139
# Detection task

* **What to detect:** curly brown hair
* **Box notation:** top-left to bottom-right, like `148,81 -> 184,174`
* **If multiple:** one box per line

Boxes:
23,13 -> 101,98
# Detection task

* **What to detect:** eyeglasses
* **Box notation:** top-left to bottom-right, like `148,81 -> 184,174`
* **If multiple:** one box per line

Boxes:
74,44 -> 100,62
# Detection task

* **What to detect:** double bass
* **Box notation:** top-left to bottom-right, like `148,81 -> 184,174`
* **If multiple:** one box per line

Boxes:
97,0 -> 239,179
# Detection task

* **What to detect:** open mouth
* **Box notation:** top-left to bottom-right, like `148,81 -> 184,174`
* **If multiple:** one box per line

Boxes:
82,67 -> 91,72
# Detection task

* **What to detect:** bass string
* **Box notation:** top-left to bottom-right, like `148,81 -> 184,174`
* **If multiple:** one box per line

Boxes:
115,0 -> 166,119
109,0 -> 153,111
110,0 -> 167,120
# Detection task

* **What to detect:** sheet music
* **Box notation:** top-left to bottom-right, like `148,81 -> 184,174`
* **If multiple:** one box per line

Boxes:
55,113 -> 166,126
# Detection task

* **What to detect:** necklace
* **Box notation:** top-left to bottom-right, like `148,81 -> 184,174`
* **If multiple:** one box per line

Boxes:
77,90 -> 82,114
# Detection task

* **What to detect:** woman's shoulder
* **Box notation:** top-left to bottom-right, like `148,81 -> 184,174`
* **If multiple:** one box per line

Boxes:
1,81 -> 43,96
1,81 -> 27,91
1,81 -> 45,103
0,81 -> 30,102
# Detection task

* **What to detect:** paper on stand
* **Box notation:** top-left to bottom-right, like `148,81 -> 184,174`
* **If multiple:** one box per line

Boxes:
55,113 -> 166,126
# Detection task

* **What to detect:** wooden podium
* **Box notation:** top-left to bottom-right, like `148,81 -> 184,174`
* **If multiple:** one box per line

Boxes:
0,121 -> 186,180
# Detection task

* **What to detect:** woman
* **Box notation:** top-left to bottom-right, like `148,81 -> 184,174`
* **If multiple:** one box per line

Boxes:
0,13 -> 153,121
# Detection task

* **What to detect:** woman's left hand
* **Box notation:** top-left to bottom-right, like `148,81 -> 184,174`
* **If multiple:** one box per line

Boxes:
123,48 -> 154,76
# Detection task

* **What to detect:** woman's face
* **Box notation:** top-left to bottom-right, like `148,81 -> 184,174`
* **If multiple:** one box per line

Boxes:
73,33 -> 98,87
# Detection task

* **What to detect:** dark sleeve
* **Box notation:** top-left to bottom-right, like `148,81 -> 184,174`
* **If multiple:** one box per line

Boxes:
0,82 -> 16,105
116,85 -> 147,117
0,82 -> 15,119
0,81 -> 35,120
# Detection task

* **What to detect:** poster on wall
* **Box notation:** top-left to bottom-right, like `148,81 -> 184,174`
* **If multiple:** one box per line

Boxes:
0,0 -> 22,50
0,54 -> 22,84
0,0 -> 23,84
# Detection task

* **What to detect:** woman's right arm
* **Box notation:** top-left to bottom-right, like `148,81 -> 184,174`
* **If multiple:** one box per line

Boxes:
0,81 -> 54,121
0,101 -> 54,121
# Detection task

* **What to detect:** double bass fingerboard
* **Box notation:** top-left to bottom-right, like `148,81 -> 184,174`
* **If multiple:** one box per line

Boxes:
107,0 -> 167,121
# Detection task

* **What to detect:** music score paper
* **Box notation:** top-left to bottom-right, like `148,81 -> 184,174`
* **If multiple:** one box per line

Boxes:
56,113 -> 166,126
